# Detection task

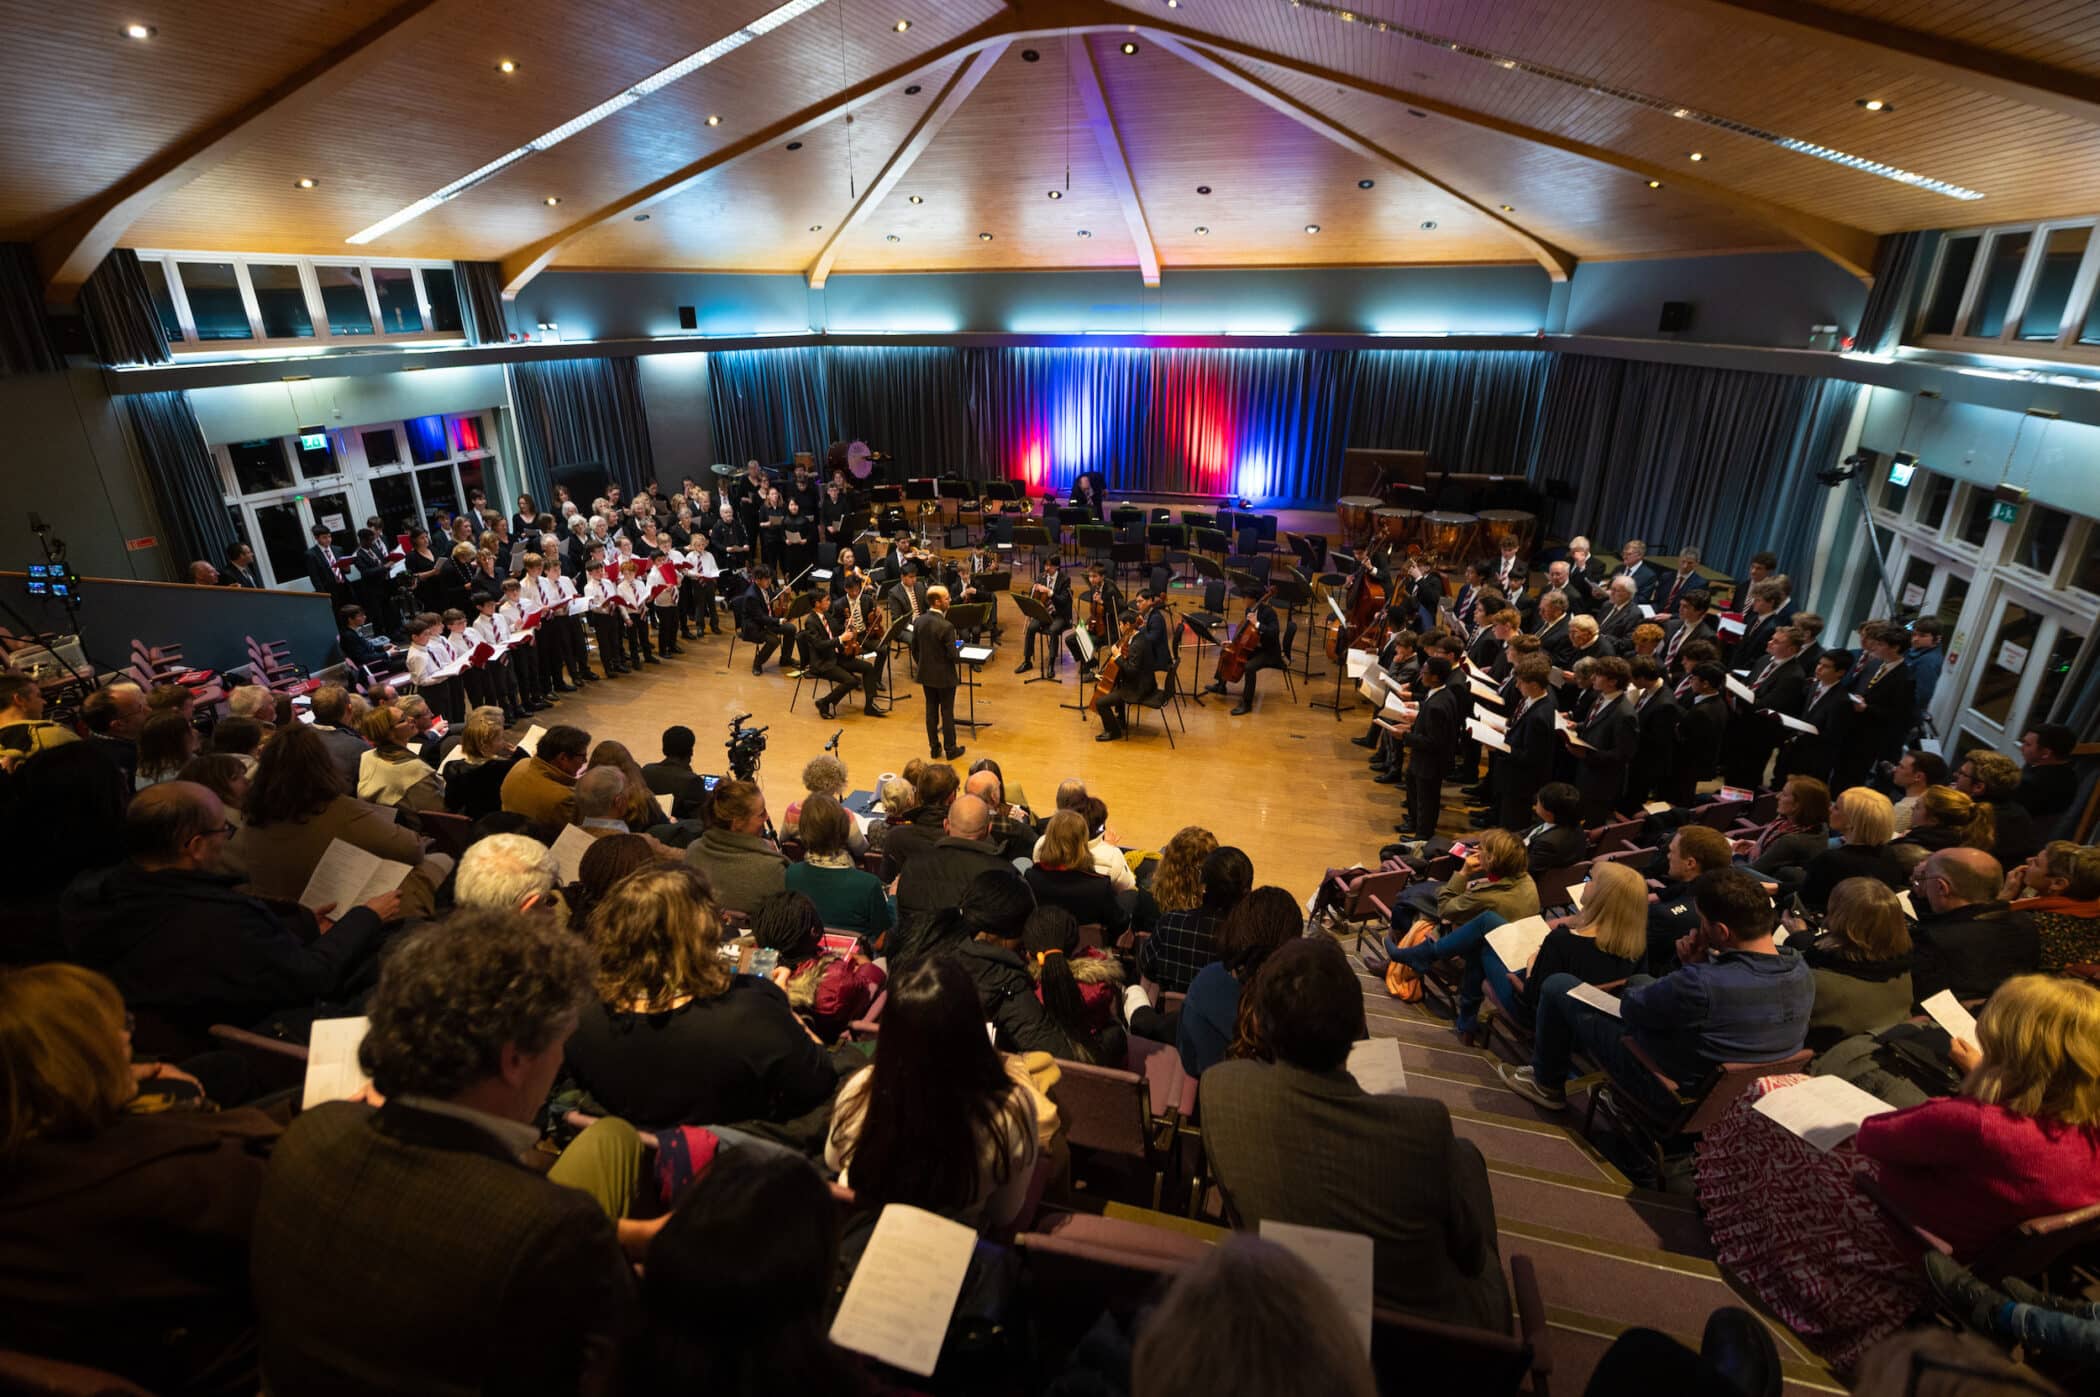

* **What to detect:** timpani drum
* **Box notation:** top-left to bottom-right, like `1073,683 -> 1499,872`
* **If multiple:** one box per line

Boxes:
1422,510 -> 1479,564
1477,509 -> 1538,556
1372,507 -> 1420,552
1335,495 -> 1382,550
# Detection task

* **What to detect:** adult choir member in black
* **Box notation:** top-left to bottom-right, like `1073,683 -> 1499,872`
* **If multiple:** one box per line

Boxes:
712,501 -> 752,584
1567,655 -> 1639,824
306,524 -> 351,604
1840,623 -> 1915,790
913,585 -> 965,761
818,574 -> 888,718
1495,659 -> 1558,830
1094,593 -> 1168,743
734,565 -> 799,676
1016,559 -> 1073,675
1205,587 -> 1287,715
1398,656 -> 1460,837
732,459 -> 768,544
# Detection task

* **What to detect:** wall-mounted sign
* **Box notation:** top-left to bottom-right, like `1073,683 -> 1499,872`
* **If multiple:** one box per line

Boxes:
123,535 -> 157,552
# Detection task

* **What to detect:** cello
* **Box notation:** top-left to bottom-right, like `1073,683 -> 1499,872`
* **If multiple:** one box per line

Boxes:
1327,552 -> 1387,661
1216,586 -> 1275,685
1087,592 -> 1149,714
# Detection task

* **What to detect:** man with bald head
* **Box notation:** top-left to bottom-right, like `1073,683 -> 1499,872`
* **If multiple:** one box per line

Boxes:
1908,848 -> 2039,1007
966,769 -> 1034,861
187,559 -> 220,586
60,782 -> 402,1052
894,791 -> 1012,945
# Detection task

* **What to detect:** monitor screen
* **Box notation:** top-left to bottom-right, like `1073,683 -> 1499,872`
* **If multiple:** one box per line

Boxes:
1888,453 -> 1917,488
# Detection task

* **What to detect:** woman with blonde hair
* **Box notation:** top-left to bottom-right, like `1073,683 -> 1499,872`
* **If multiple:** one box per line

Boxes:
0,964 -> 278,1393
779,752 -> 865,854
355,705 -> 445,812
1893,785 -> 1996,874
585,739 -> 658,832
1150,826 -> 1218,915
1800,785 -> 1905,911
437,705 -> 521,820
1381,826 -> 1546,1019
561,864 -> 835,1132
1697,974 -> 2100,1370
1025,809 -> 1126,936
1801,876 -> 1914,1052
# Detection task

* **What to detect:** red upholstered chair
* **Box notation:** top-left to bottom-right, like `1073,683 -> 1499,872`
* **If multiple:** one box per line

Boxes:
1582,1038 -> 1812,1175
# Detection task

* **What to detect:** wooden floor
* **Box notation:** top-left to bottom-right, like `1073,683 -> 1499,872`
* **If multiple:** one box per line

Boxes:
532,576 -> 1417,901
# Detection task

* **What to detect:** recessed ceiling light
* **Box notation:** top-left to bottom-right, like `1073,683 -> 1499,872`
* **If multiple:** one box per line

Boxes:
1419,220 -> 1437,229
1671,107 -> 1689,118
495,58 -> 517,74
1047,189 -> 1062,199
1357,179 -> 1374,189
905,84 -> 922,95
1077,229 -> 1092,238
886,234 -> 900,242
1166,0 -> 1179,7
1406,108 -> 1426,118
893,18 -> 910,31
1305,224 -> 1321,233
1857,97 -> 1891,112
543,195 -> 561,205
123,22 -> 155,39
634,213 -> 650,221
908,194 -> 923,204
1194,225 -> 1209,235
1121,41 -> 1139,54
1646,179 -> 1662,188
1196,184 -> 1211,194
810,224 -> 822,231
294,177 -> 318,190
1499,59 -> 1515,69
1498,203 -> 1513,212
979,232 -> 993,241
706,114 -> 721,126
1021,48 -> 1039,61
786,141 -> 803,150
1687,151 -> 1705,161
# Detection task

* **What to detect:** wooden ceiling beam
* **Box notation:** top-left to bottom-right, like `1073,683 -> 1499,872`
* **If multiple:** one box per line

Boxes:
1067,35 -> 1161,288
1149,34 -> 1574,283
33,0 -> 451,300
1649,0 -> 2100,128
807,43 -> 1009,291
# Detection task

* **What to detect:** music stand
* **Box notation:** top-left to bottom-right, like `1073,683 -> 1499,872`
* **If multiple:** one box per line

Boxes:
1309,592 -> 1354,718
1178,612 -> 1219,707
1009,592 -> 1062,685
1270,575 -> 1320,690
1012,523 -> 1054,579
948,605 -> 994,734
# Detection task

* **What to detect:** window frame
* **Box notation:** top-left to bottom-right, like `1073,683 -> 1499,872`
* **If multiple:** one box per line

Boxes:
136,250 -> 468,356
1912,216 -> 2100,366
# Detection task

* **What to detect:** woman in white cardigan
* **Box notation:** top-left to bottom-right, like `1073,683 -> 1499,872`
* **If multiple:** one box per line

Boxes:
356,705 -> 445,813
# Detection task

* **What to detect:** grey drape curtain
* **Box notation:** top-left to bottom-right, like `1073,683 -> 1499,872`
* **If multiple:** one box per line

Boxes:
1854,232 -> 1932,356
1343,349 -> 1551,480
707,347 -> 831,465
455,262 -> 511,346
510,357 -> 656,501
78,249 -> 172,367
125,390 -> 235,572
0,243 -> 64,376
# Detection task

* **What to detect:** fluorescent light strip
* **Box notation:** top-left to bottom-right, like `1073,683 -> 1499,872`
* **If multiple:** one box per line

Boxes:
1278,0 -> 1985,201
347,0 -> 832,244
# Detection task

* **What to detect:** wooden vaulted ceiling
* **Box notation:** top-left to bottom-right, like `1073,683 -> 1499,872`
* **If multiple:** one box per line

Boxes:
7,0 -> 2100,300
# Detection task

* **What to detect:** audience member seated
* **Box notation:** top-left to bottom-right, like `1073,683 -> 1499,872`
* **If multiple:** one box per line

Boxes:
563,865 -> 834,1133
0,964 -> 279,1396
206,717 -> 266,775
304,684 -> 370,789
178,753 -> 251,832
966,768 -> 1037,863
1500,868 -> 1812,1116
891,793 -> 1011,964
1734,775 -> 1831,885
1138,844 -> 1252,996
62,783 -> 400,1054
1799,876 -> 1914,1054
1695,973 -> 2100,1370
1517,781 -> 1588,874
1130,1236 -> 1376,1397
133,710 -> 199,790
1888,749 -> 1948,834
355,706 -> 444,813
1148,824 -> 1220,924
778,753 -> 866,855
454,831 -> 562,916
500,723 -> 590,826
639,724 -> 710,823
877,760 -> 957,879
563,832 -> 668,929
1203,937 -> 1511,1329
1025,810 -> 1130,937
228,723 -> 450,920
439,705 -> 522,819
79,681 -> 147,786
251,910 -> 651,1395
1021,905 -> 1129,1068
2001,839 -> 2100,971
2013,722 -> 2078,825
826,955 -> 1044,1234
1957,750 -> 2042,868
584,740 -> 658,832
862,772 -> 918,859
749,890 -> 885,1043
0,671 -> 78,762
1175,886 -> 1302,1079
1908,848 -> 2040,1007
0,742 -> 129,962
1380,828 -> 1541,991
682,778 -> 787,914
628,1148 -> 869,1394
1799,786 -> 1905,912
782,793 -> 893,936
1890,784 -> 1994,875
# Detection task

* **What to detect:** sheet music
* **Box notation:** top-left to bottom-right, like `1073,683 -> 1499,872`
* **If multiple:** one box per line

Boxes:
1717,615 -> 1746,638
1473,707 -> 1507,731
1643,799 -> 1674,814
1567,982 -> 1622,1018
1467,717 -> 1510,752
1345,648 -> 1376,679
1260,1222 -> 1375,1355
1775,712 -> 1819,734
1637,604 -> 1655,619
1896,890 -> 1918,920
298,839 -> 411,913
1326,594 -> 1348,625
957,645 -> 993,663
1920,989 -> 1977,1044
1070,627 -> 1096,662
655,791 -> 675,817
517,725 -> 546,756
1381,691 -> 1412,718
302,1015 -> 372,1111
1723,674 -> 1756,703
550,825 -> 597,884
1752,1076 -> 1894,1151
828,1204 -> 979,1377
1567,880 -> 1588,909
1553,709 -> 1572,732
1346,1037 -> 1407,1095
1484,914 -> 1553,969
1467,677 -> 1503,705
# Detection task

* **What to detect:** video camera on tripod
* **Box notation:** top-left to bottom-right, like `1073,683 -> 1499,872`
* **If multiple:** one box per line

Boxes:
726,712 -> 769,781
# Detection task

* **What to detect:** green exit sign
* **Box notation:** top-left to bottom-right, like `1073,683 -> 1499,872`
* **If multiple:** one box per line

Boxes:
1991,500 -> 2020,524
299,432 -> 328,452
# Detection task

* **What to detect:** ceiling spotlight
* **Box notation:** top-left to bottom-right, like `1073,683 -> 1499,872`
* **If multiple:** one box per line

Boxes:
1196,184 -> 1211,195
786,140 -> 803,150
706,114 -> 721,126
1021,48 -> 1040,61
543,195 -> 561,205
294,177 -> 318,190
979,232 -> 993,241
1194,225 -> 1209,235
634,213 -> 651,221
1357,179 -> 1374,189
905,84 -> 922,95
1419,220 -> 1437,229
1499,59 -> 1516,69
1498,203 -> 1513,212
893,18 -> 910,31
809,224 -> 822,231
1672,107 -> 1689,118
495,58 -> 517,73
908,194 -> 923,204
886,234 -> 900,242
1646,179 -> 1662,188
1047,189 -> 1062,199
1687,151 -> 1705,161
1857,97 -> 1891,112
1304,223 -> 1321,234
123,22 -> 154,39
1120,41 -> 1139,54
1077,229 -> 1092,237
1166,0 -> 1180,7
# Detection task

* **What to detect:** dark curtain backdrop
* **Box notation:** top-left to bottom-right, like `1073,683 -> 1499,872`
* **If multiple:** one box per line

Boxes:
78,248 -> 172,367
125,390 -> 236,572
707,347 -> 831,466
969,347 -> 1153,494
0,243 -> 64,377
455,261 -> 511,347
510,357 -> 656,501
1855,232 -> 1932,357
1343,349 -> 1552,480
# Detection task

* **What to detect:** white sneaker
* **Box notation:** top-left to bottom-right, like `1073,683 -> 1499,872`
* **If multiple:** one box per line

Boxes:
1496,1063 -> 1567,1111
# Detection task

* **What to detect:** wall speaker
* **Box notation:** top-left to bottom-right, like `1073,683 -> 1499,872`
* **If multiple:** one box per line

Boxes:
677,305 -> 698,330
1658,301 -> 1693,333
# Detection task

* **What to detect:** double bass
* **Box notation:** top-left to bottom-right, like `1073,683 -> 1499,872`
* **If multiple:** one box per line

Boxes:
1216,587 -> 1276,685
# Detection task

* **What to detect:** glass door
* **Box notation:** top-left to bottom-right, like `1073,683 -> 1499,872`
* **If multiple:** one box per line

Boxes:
1952,587 -> 2090,754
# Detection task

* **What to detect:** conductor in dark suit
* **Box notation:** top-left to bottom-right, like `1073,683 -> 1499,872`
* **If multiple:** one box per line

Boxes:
1496,660 -> 1559,830
250,910 -> 640,1396
914,585 -> 963,761
1399,656 -> 1460,837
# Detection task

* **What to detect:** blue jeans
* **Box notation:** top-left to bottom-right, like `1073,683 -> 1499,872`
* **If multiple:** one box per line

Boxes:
1995,1298 -> 2100,1365
1385,912 -> 1517,1034
1529,972 -> 1683,1117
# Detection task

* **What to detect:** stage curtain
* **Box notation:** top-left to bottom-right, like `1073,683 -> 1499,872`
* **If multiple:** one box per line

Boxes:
707,346 -> 831,466
78,249 -> 172,367
0,243 -> 64,377
967,347 -> 1153,495
125,390 -> 236,573
509,356 -> 656,502
825,345 -> 974,473
455,262 -> 511,347
1342,349 -> 1552,480
1854,232 -> 1931,356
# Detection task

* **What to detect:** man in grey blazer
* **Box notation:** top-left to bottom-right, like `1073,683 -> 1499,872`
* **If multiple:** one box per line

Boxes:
1201,938 -> 1513,1333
